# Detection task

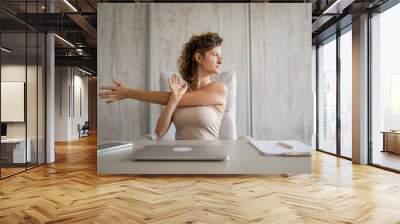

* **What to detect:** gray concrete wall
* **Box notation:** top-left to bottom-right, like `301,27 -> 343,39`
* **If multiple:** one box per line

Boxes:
250,4 -> 313,144
98,3 -> 313,145
97,4 -> 149,144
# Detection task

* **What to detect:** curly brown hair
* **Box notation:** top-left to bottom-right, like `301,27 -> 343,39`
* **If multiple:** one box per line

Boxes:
177,32 -> 223,91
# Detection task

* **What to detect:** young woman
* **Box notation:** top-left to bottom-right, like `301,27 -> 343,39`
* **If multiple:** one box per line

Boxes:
99,32 -> 227,140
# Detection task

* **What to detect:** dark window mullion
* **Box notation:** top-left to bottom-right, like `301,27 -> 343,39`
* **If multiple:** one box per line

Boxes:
36,0 -> 39,167
336,29 -> 341,157
25,0 -> 28,171
0,28 -> 2,179
316,45 -> 320,150
367,11 -> 373,165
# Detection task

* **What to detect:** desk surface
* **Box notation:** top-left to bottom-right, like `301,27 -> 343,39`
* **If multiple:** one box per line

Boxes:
1,138 -> 27,143
97,140 -> 312,174
381,131 -> 400,134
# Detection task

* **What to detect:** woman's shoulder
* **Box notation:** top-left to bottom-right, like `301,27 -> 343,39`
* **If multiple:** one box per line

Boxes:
205,81 -> 227,94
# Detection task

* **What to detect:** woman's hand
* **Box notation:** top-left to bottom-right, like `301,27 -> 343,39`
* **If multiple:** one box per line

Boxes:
169,74 -> 188,103
155,74 -> 187,137
99,80 -> 130,103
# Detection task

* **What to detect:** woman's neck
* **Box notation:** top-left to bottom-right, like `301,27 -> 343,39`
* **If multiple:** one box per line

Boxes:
196,69 -> 212,89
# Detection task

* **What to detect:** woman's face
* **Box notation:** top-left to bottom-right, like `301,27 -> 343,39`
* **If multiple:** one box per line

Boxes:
197,46 -> 223,74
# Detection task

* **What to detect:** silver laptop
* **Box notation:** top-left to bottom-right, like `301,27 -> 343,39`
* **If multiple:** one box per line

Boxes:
98,142 -> 133,152
132,144 -> 227,161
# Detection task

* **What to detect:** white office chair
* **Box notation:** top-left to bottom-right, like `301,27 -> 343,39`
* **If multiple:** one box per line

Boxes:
158,71 -> 238,140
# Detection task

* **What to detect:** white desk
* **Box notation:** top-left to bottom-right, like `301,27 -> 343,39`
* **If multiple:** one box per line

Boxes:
97,140 -> 311,175
1,138 -> 31,163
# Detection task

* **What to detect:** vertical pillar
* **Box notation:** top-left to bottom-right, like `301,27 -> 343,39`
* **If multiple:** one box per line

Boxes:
352,14 -> 369,164
46,1 -> 55,163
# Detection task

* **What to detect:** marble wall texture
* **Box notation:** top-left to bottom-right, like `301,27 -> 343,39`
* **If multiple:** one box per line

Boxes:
98,3 -> 313,145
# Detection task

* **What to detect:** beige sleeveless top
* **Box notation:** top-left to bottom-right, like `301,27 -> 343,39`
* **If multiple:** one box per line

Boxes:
172,106 -> 224,140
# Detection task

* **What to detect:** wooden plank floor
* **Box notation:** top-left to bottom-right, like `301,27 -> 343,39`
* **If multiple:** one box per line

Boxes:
1,167 -> 26,178
1,135 -> 400,224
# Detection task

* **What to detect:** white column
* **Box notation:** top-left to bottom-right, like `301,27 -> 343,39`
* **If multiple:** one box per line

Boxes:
352,14 -> 369,164
46,33 -> 55,163
45,0 -> 55,163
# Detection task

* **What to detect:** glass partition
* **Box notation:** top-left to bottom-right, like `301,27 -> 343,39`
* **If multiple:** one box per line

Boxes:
318,36 -> 337,155
0,1 -> 46,179
1,31 -> 28,177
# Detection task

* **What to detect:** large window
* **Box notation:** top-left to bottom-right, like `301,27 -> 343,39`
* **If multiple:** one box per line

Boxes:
317,26 -> 353,159
371,3 -> 400,171
318,36 -> 337,154
340,28 -> 352,158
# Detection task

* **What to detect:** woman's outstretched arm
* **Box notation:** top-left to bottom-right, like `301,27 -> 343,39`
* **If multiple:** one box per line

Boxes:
99,78 -> 227,107
99,80 -> 170,105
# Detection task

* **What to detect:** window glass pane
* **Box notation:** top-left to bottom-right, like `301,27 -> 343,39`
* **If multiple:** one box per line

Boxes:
340,28 -> 352,158
371,3 -> 400,171
318,36 -> 337,154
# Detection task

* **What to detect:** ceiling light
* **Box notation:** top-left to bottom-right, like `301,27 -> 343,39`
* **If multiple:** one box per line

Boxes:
78,67 -> 92,76
54,34 -> 75,48
322,0 -> 350,14
63,0 -> 78,12
1,47 -> 11,53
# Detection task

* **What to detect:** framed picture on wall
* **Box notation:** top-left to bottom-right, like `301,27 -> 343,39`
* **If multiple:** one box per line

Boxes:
1,81 -> 25,122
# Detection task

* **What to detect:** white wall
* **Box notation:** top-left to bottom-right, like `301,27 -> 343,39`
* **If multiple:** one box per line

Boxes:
55,67 -> 69,141
55,67 -> 89,141
72,73 -> 89,138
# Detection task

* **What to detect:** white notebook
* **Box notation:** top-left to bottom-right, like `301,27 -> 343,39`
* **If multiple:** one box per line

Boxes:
249,140 -> 311,156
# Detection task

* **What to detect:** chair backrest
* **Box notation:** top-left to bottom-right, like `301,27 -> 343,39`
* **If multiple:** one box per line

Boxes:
83,121 -> 90,128
159,71 -> 237,140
